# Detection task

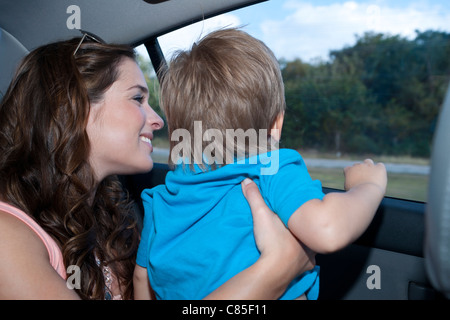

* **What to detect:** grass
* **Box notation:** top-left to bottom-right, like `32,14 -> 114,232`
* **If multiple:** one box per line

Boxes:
308,167 -> 428,202
300,149 -> 429,202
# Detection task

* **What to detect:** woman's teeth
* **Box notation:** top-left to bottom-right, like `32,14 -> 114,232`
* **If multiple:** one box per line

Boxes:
140,136 -> 152,146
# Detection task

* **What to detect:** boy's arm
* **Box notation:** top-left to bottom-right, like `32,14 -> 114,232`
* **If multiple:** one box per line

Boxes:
133,265 -> 155,300
288,159 -> 387,254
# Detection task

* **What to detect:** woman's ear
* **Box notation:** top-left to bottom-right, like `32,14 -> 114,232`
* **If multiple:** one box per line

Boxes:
270,112 -> 285,141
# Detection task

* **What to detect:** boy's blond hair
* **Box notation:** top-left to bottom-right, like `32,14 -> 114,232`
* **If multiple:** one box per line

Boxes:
160,28 -> 286,169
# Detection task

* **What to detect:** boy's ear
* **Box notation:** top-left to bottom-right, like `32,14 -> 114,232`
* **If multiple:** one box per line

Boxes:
270,112 -> 285,141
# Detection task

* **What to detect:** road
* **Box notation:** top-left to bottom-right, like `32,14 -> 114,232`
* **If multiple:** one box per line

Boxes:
152,148 -> 430,175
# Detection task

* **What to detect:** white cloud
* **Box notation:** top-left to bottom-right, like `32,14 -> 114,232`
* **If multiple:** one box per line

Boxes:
136,13 -> 241,61
158,13 -> 242,60
259,0 -> 450,62
137,1 -> 450,64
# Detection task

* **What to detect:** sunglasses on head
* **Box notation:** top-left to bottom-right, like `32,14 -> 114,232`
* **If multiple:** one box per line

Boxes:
73,30 -> 105,56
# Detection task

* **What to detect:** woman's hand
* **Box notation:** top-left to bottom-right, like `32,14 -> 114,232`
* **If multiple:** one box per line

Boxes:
241,178 -> 315,279
204,179 -> 316,300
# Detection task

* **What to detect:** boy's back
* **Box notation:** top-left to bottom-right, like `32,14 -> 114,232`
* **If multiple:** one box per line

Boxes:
137,149 -> 323,299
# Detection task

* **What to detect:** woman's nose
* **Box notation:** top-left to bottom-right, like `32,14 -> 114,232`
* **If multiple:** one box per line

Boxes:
146,105 -> 164,131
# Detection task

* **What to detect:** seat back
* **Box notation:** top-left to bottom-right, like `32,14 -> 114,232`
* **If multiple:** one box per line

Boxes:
0,27 -> 28,100
425,82 -> 450,299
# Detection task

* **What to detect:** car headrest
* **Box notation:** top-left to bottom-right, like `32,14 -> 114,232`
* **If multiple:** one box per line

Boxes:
425,81 -> 450,299
0,27 -> 28,101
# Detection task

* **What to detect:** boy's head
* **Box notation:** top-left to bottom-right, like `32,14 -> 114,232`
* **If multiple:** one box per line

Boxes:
160,28 -> 285,169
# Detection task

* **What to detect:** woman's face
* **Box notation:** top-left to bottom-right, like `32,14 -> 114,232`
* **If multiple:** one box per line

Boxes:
86,58 -> 164,181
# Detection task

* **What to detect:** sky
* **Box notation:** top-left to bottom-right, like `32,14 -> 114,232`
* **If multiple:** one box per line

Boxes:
138,0 -> 450,63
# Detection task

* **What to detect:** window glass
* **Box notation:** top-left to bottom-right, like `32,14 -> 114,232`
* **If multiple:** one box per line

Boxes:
135,45 -> 169,163
141,0 -> 450,202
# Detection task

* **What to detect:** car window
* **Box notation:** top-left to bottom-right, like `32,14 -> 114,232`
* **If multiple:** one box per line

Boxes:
135,48 -> 169,158
137,0 -> 450,202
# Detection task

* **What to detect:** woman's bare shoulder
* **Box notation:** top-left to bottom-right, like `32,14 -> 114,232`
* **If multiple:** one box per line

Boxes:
0,209 -> 46,255
0,210 -> 79,299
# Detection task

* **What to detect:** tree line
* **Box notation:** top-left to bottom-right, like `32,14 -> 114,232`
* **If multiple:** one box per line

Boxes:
141,30 -> 450,158
281,30 -> 450,158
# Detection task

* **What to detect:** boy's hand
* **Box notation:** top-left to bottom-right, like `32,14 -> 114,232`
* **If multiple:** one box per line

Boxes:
344,159 -> 387,194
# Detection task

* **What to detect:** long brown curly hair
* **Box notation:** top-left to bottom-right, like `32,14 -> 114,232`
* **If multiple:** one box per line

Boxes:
0,37 -> 141,299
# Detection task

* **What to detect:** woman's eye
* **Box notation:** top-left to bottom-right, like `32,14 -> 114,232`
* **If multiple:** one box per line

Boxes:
133,95 -> 144,104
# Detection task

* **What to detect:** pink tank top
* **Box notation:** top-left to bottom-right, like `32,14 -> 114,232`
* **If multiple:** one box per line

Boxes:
0,201 -> 66,279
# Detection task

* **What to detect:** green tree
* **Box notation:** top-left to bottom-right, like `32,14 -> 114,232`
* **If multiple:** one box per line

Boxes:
282,30 -> 450,157
136,54 -> 167,140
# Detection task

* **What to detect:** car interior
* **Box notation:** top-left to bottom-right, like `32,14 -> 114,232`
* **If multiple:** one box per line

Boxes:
0,0 -> 448,300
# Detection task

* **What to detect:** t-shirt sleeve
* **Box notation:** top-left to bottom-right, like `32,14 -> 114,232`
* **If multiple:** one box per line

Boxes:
135,190 -> 154,267
263,150 -> 325,227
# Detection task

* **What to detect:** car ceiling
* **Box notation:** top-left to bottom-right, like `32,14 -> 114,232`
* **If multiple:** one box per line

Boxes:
0,0 -> 265,51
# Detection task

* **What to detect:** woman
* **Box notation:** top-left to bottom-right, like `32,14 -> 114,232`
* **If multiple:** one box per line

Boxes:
0,36 -> 314,299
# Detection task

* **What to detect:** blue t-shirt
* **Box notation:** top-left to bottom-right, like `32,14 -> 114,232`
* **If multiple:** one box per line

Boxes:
136,149 -> 324,300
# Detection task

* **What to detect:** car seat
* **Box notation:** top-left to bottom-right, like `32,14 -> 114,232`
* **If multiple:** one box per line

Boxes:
0,27 -> 28,100
425,82 -> 450,299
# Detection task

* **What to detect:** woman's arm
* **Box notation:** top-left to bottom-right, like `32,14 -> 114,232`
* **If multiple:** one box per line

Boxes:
0,210 -> 80,299
204,178 -> 315,300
